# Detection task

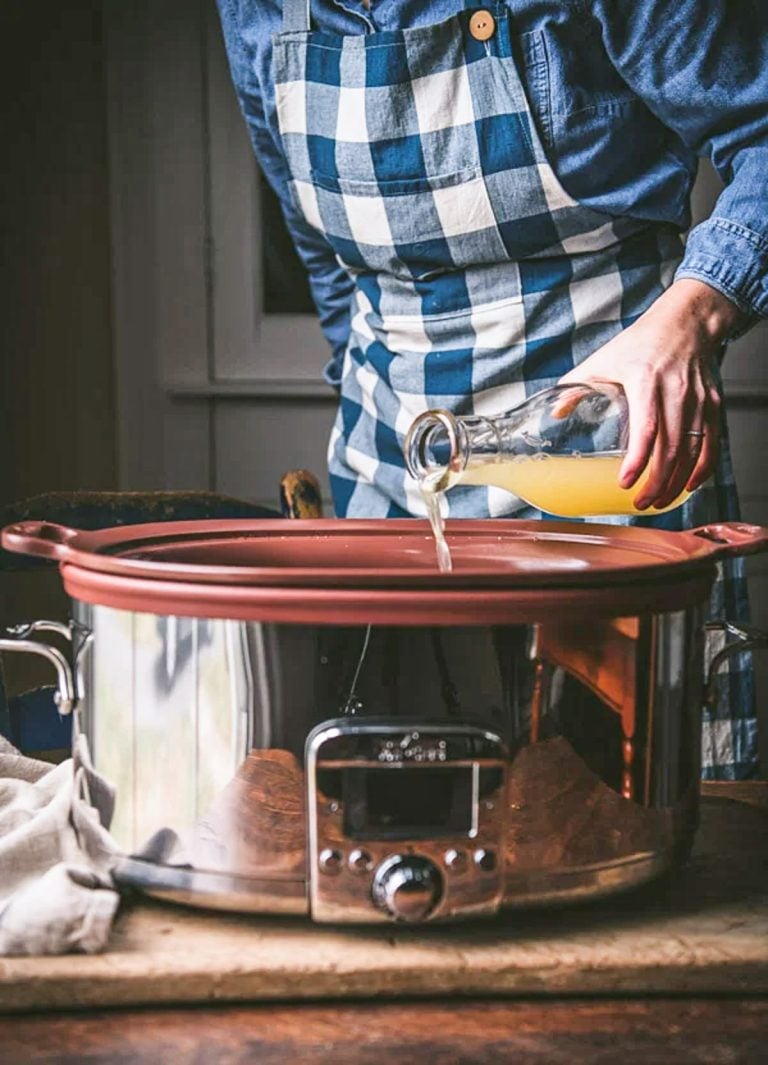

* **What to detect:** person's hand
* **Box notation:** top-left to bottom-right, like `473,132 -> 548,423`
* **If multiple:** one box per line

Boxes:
557,279 -> 744,510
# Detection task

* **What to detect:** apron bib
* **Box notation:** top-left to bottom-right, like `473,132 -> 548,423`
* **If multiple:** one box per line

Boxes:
272,0 -> 755,778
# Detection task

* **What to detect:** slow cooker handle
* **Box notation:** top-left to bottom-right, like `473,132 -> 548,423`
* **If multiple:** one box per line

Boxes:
704,621 -> 768,710
0,623 -> 78,716
1,521 -> 79,563
691,523 -> 768,558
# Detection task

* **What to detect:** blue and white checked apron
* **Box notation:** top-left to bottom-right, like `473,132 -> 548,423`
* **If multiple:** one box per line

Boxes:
273,0 -> 757,778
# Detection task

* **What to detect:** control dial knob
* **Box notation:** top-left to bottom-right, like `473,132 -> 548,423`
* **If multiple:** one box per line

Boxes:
372,855 -> 443,922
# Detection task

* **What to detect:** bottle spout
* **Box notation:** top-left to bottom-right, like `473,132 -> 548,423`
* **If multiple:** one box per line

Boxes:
404,409 -> 468,489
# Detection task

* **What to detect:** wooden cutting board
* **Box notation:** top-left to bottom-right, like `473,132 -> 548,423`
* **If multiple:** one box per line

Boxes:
0,784 -> 766,1013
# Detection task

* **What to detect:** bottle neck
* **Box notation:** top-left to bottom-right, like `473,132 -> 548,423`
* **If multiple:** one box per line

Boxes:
404,410 -> 500,488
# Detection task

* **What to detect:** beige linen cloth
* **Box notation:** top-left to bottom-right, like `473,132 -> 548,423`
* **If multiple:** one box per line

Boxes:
0,732 -> 120,955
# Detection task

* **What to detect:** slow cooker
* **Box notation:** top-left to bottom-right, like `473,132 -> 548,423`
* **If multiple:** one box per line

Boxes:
1,517 -> 766,924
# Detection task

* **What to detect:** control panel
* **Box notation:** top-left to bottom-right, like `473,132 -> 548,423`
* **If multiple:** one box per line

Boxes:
307,719 -> 507,923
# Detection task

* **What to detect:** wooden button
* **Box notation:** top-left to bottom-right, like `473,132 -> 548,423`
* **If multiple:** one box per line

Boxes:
469,10 -> 496,42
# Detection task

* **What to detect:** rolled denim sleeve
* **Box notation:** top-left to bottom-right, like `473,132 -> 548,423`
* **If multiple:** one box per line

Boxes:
593,0 -> 768,323
216,0 -> 353,387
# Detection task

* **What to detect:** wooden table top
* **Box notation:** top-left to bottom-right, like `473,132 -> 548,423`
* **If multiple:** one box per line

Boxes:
1,997 -> 767,1064
0,782 -> 766,1063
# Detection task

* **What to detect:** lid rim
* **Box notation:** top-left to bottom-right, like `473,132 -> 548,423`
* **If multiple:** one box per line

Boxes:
17,517 -> 726,591
62,561 -> 716,626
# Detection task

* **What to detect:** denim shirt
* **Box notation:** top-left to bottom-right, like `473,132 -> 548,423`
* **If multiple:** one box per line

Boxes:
217,0 -> 768,385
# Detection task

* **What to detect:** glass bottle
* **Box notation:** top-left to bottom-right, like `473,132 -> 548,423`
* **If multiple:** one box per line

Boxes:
403,382 -> 691,518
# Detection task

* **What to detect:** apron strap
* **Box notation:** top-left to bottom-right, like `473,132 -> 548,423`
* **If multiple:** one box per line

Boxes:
283,0 -> 311,33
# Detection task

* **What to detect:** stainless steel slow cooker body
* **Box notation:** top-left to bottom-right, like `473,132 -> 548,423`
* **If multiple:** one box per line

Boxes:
3,517 -> 766,924
71,603 -> 711,921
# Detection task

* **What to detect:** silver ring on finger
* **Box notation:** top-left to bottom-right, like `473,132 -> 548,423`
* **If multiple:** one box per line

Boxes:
685,430 -> 705,439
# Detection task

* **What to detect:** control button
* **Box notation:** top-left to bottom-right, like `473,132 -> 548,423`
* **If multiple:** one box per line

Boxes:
372,855 -> 443,922
319,848 -> 343,875
469,10 -> 496,42
444,848 -> 468,873
348,848 -> 374,875
474,848 -> 497,873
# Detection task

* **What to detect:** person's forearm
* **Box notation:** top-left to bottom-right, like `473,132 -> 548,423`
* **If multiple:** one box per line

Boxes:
662,278 -> 745,346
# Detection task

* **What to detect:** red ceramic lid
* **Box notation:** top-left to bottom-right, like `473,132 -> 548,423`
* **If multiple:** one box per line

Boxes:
2,518 -> 766,625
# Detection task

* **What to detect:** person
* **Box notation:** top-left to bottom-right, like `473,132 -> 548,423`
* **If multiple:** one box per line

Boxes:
216,0 -> 768,779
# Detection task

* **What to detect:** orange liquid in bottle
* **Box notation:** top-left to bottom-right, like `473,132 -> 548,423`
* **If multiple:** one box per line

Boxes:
447,452 -> 690,517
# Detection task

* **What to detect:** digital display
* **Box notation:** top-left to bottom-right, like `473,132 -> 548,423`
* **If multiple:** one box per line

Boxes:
342,766 -> 473,841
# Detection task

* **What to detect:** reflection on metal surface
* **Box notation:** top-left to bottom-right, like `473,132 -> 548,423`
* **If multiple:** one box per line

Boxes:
111,851 -> 672,917
78,607 -> 254,850
71,606 -> 717,919
113,856 -> 307,914
243,623 -> 268,751
73,626 -> 94,705
342,624 -> 372,716
502,851 -> 673,908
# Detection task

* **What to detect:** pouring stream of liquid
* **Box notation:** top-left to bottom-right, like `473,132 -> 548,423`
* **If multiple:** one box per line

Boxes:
420,473 -> 453,574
